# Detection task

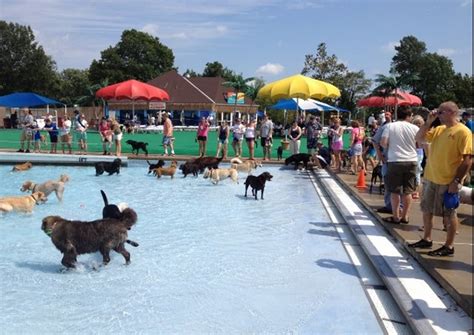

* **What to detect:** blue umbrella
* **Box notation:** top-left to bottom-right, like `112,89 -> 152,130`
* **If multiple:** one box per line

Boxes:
0,92 -> 63,108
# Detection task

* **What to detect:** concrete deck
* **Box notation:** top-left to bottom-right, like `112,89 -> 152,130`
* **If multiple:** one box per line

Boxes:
331,169 -> 473,319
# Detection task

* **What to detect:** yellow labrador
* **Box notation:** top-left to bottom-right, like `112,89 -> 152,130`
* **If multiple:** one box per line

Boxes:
0,191 -> 48,213
12,161 -> 33,172
20,174 -> 70,202
230,158 -> 262,174
203,167 -> 239,184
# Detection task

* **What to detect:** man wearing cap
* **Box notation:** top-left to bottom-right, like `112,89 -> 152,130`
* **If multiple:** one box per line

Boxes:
409,101 -> 472,256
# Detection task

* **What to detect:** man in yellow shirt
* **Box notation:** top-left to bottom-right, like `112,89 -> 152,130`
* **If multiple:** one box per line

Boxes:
409,101 -> 472,256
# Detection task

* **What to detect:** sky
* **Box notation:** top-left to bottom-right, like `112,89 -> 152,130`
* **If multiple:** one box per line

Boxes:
0,0 -> 472,83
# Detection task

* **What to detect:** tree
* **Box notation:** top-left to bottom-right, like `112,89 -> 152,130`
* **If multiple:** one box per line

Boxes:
76,79 -> 109,107
244,77 -> 265,113
183,69 -> 200,78
202,61 -> 224,77
222,75 -> 255,114
338,70 -> 372,112
452,73 -> 473,108
89,29 -> 175,84
391,35 -> 427,87
372,72 -> 418,115
57,69 -> 91,106
0,21 -> 59,96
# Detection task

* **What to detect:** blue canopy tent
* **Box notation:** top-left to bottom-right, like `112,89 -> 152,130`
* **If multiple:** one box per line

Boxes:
0,92 -> 63,108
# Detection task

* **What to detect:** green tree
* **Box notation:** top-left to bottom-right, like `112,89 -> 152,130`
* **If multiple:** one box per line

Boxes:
391,35 -> 427,90
0,21 -> 59,96
76,79 -> 109,107
183,69 -> 200,77
89,29 -> 175,84
339,70 -> 372,112
58,68 -> 90,106
202,61 -> 237,81
372,73 -> 417,115
222,75 -> 255,114
452,73 -> 473,108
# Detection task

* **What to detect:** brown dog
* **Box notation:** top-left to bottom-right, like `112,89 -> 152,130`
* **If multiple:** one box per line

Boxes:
154,160 -> 178,178
41,208 -> 138,268
203,167 -> 239,184
20,174 -> 70,202
12,161 -> 32,172
230,157 -> 262,174
0,191 -> 48,213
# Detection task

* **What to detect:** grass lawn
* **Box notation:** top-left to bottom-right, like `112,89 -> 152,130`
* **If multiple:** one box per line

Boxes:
0,129 -> 351,159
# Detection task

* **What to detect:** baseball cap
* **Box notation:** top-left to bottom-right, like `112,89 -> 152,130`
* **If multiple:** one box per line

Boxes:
443,191 -> 460,209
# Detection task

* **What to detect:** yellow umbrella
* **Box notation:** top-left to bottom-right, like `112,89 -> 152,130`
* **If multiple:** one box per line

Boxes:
257,74 -> 341,101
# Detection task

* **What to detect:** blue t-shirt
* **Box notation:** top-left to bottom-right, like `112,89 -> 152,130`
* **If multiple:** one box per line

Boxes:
465,119 -> 473,132
44,122 -> 58,137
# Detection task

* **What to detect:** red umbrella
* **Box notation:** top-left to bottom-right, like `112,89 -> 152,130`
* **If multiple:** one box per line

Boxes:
357,89 -> 421,107
96,79 -> 169,101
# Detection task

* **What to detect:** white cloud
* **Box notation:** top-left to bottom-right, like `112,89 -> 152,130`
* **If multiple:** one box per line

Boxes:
287,0 -> 324,10
256,63 -> 285,75
437,48 -> 457,56
141,24 -> 160,36
381,41 -> 399,53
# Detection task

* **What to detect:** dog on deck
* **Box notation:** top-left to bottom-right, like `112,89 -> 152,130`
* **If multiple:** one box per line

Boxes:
154,160 -> 178,178
244,171 -> 273,200
20,174 -> 70,202
230,157 -> 262,174
369,164 -> 384,194
285,153 -> 312,170
12,161 -> 33,172
340,149 -> 351,170
95,158 -> 121,176
277,146 -> 283,160
191,156 -> 223,173
0,191 -> 48,213
203,167 -> 239,184
126,140 -> 149,156
41,207 -> 138,268
179,162 -> 200,177
146,159 -> 165,174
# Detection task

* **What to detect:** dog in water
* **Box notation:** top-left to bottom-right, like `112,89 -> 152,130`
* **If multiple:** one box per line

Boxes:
179,162 -> 200,177
100,190 -> 128,219
146,159 -> 165,174
369,164 -> 384,194
20,174 -> 70,202
42,207 -> 138,269
191,156 -> 223,173
126,140 -> 149,156
0,191 -> 48,213
230,157 -> 262,174
203,167 -> 239,184
12,161 -> 33,172
277,146 -> 283,160
154,160 -> 178,178
285,153 -> 312,170
244,171 -> 273,200
95,158 -> 121,176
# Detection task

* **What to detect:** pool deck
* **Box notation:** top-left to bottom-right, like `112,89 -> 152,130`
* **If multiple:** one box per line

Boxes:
1,150 -> 472,329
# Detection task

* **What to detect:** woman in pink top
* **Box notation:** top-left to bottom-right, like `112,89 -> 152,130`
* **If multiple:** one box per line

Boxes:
350,120 -> 366,174
196,117 -> 211,157
99,117 -> 112,155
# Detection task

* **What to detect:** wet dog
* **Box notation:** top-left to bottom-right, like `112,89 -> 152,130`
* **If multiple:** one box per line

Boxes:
95,158 -> 121,176
285,153 -> 312,170
41,207 -> 138,268
126,140 -> 148,156
244,171 -> 273,200
230,158 -> 262,174
12,161 -> 32,172
147,159 -> 165,174
191,156 -> 223,173
100,190 -> 128,219
369,164 -> 384,194
0,191 -> 48,213
20,174 -> 70,202
277,146 -> 283,160
179,162 -> 200,177
154,160 -> 178,178
203,167 -> 239,184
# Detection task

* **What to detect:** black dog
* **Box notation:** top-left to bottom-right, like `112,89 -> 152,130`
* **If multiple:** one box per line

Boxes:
369,164 -> 384,194
285,153 -> 312,170
42,208 -> 138,268
191,156 -> 223,173
147,159 -> 165,174
126,140 -> 148,156
244,171 -> 273,200
179,162 -> 200,177
277,146 -> 283,160
95,158 -> 121,176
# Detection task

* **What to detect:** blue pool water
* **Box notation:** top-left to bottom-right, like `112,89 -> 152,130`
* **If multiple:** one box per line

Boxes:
0,161 -> 381,334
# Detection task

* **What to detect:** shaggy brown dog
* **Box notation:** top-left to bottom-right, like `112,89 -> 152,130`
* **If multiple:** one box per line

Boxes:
154,160 -> 178,178
244,172 -> 273,200
12,161 -> 33,172
0,191 -> 48,213
41,207 -> 138,268
191,156 -> 223,173
20,174 -> 70,202
230,157 -> 262,174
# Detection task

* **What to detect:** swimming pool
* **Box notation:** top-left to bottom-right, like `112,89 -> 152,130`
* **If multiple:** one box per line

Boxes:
0,161 -> 381,334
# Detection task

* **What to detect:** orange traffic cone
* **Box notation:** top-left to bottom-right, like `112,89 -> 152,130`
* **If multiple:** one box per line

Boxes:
356,169 -> 367,189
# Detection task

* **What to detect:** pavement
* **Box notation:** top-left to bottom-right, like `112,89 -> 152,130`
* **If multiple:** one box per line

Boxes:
331,168 -> 473,319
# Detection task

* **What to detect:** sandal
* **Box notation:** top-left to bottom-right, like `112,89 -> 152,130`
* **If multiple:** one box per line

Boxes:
400,218 -> 409,224
382,216 -> 401,224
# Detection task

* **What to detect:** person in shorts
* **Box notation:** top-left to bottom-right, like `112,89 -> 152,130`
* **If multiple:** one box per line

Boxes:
409,101 -> 472,256
162,112 -> 175,156
18,109 -> 35,153
231,118 -> 245,158
75,114 -> 88,154
59,116 -> 72,154
43,118 -> 59,154
259,115 -> 273,160
216,120 -> 230,159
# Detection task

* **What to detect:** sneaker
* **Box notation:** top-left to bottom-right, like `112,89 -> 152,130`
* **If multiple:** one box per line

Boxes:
17,149 -> 24,152
25,149 -> 30,153
428,245 -> 454,257
407,239 -> 433,249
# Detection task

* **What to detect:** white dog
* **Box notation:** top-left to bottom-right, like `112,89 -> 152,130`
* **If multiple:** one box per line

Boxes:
20,174 -> 70,202
230,157 -> 262,174
203,167 -> 239,184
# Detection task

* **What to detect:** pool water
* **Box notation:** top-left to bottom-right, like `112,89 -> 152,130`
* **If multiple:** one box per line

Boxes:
0,161 -> 381,334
